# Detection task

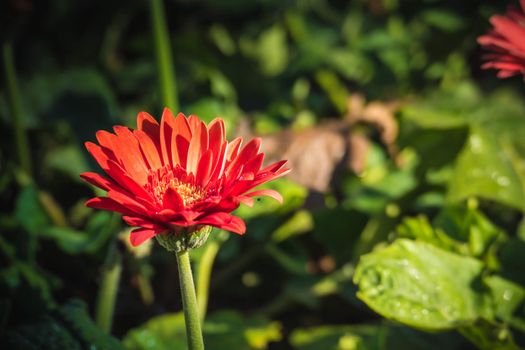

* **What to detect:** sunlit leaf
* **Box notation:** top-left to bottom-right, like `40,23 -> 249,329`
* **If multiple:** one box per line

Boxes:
448,128 -> 525,211
354,239 -> 491,330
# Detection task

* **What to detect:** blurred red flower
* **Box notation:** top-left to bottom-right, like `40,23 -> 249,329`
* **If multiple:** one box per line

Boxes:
477,0 -> 525,79
81,109 -> 290,246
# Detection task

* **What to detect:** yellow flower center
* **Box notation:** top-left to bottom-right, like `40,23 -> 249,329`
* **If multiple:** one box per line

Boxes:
145,166 -> 207,207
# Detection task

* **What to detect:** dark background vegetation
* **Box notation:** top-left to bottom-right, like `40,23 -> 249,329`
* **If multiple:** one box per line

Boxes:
1,0 -> 525,349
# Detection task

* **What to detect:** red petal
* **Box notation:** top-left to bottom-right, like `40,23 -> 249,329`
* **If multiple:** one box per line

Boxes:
226,137 -> 242,163
85,197 -> 137,216
260,160 -> 288,174
107,189 -> 150,214
106,160 -> 154,202
237,195 -> 254,207
197,212 -> 246,235
130,227 -> 162,246
80,172 -> 114,191
196,149 -> 213,187
209,141 -> 227,181
113,126 -> 149,183
187,120 -> 209,175
162,187 -> 185,211
175,135 -> 190,169
171,113 -> 192,167
490,16 -> 525,52
137,111 -> 160,141
225,138 -> 261,178
123,216 -> 165,230
246,189 -> 283,203
243,153 -> 264,176
160,108 -> 177,167
208,118 -> 225,154
134,129 -> 162,170
85,142 -> 112,171
187,115 -> 201,134
174,113 -> 192,140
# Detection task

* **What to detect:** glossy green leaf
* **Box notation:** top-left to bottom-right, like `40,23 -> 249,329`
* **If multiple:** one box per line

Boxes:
354,239 -> 491,330
459,319 -> 521,350
448,128 -> 525,211
484,275 -> 525,332
397,206 -> 506,258
396,215 -> 461,253
434,206 -> 506,257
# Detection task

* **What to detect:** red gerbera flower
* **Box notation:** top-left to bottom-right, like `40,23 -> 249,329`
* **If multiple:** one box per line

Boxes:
477,0 -> 525,79
81,109 -> 290,247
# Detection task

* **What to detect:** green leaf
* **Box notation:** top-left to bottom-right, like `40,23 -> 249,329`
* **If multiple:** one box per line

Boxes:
1,315 -> 82,350
484,275 -> 525,332
205,311 -> 281,350
15,185 -> 51,236
448,128 -> 525,211
421,10 -> 464,32
354,239 -> 491,330
271,210 -> 313,243
240,24 -> 288,77
397,206 -> 506,258
497,239 -> 525,286
290,323 -> 464,350
56,299 -> 126,350
312,208 -> 368,264
0,299 -> 125,350
459,319 -> 521,350
434,206 -> 507,258
123,313 -> 186,350
327,49 -> 374,83
209,25 -> 236,56
40,212 -> 117,255
314,69 -> 349,113
396,215 -> 462,253
399,82 -> 480,129
43,145 -> 89,181
0,262 -> 55,319
123,311 -> 281,350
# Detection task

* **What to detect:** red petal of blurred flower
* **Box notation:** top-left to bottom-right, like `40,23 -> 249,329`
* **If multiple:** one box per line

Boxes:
81,110 -> 290,246
478,1 -> 525,80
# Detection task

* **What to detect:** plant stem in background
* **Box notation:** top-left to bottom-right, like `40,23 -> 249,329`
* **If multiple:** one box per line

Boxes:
2,42 -> 32,176
95,240 -> 123,333
196,238 -> 221,322
176,250 -> 205,350
149,0 -> 179,112
136,267 -> 154,305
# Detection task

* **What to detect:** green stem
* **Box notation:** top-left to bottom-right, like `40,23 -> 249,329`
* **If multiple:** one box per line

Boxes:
176,250 -> 204,350
95,240 -> 122,333
137,268 -> 154,305
2,42 -> 32,176
196,240 -> 220,322
149,0 -> 179,111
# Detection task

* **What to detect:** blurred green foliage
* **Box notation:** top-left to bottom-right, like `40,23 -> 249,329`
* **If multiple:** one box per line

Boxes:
1,0 -> 525,349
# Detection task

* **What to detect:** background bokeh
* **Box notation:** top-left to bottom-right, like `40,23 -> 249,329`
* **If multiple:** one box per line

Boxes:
2,0 -> 525,349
